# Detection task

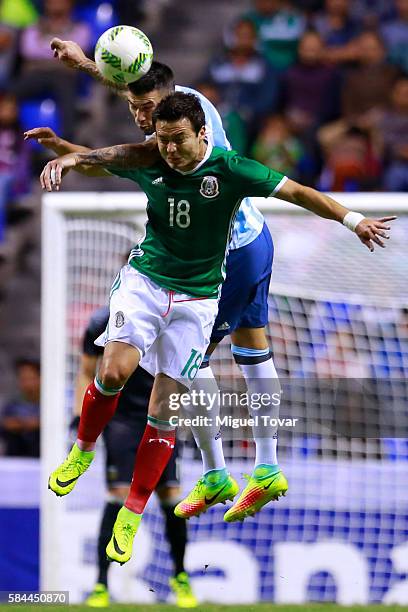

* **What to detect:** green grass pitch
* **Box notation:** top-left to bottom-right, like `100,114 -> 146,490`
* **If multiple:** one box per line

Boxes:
1,605 -> 408,611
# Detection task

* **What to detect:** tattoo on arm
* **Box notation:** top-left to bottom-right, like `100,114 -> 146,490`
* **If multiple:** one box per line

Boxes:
76,141 -> 160,169
78,58 -> 128,97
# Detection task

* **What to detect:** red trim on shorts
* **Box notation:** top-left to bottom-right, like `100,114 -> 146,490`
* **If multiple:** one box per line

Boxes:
173,296 -> 212,303
161,290 -> 174,318
161,290 -> 212,318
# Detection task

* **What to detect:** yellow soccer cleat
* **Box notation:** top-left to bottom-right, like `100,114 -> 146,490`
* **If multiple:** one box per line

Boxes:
174,473 -> 239,519
106,506 -> 142,565
169,571 -> 198,608
224,466 -> 288,522
85,583 -> 110,607
48,443 -> 95,497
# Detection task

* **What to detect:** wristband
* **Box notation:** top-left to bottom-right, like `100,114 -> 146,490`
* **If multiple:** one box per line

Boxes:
342,211 -> 365,232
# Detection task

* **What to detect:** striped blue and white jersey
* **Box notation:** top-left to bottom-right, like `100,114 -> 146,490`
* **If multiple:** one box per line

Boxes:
176,85 -> 265,250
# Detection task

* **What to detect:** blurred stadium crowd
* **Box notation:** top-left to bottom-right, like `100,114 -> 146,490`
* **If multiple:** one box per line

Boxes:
0,0 -> 407,456
201,0 -> 408,194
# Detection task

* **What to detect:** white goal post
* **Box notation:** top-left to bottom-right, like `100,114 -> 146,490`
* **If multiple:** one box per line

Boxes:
41,192 -> 408,604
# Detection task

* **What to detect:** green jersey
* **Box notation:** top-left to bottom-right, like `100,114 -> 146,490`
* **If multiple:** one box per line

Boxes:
112,144 -> 286,298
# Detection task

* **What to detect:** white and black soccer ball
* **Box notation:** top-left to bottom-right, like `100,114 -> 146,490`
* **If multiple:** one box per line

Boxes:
95,25 -> 153,85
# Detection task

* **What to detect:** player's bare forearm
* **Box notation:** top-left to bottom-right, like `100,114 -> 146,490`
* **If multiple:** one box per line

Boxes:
276,180 -> 348,222
41,139 -> 159,190
75,138 -> 160,170
78,57 -> 128,98
25,127 -> 109,177
62,145 -> 112,177
53,138 -> 91,156
24,127 -> 90,155
51,38 -> 128,98
61,159 -> 109,178
276,178 -> 396,251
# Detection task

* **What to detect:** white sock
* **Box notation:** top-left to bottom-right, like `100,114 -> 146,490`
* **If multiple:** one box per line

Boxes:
184,365 -> 226,473
232,347 -> 280,466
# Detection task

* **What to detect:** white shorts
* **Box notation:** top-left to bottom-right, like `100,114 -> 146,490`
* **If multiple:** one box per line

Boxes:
95,265 -> 218,388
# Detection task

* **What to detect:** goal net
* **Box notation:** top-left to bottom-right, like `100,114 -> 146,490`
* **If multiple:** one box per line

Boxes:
41,192 -> 408,605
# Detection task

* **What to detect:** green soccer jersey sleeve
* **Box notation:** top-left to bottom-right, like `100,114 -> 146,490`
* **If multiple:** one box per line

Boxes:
226,153 -> 287,199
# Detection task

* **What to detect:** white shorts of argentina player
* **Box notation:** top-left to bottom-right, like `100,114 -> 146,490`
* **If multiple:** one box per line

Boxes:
95,265 -> 218,388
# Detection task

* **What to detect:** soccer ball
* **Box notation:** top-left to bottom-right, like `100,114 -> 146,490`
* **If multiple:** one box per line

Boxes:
95,25 -> 153,85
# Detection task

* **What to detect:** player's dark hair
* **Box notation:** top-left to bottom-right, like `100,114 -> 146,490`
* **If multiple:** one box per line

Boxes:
153,92 -> 205,134
127,61 -> 175,95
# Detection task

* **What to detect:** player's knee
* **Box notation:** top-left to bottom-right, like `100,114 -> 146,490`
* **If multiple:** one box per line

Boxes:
98,362 -> 129,389
98,342 -> 139,389
231,326 -> 268,350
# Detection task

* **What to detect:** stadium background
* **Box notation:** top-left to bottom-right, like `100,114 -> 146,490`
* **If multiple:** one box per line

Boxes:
0,0 -> 408,607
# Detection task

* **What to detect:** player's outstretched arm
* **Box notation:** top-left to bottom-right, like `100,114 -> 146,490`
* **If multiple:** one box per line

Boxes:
24,127 -> 110,177
275,179 -> 396,252
40,138 -> 160,191
51,38 -> 128,98
24,127 -> 90,155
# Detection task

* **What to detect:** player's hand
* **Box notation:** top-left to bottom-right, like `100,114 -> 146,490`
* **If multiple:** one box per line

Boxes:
51,37 -> 87,69
355,216 -> 397,252
40,154 -> 78,191
24,126 -> 60,150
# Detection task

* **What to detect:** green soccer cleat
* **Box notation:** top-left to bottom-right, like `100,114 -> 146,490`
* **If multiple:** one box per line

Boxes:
224,466 -> 288,522
174,472 -> 239,519
85,583 -> 110,607
48,443 -> 95,497
169,571 -> 198,608
106,506 -> 142,565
